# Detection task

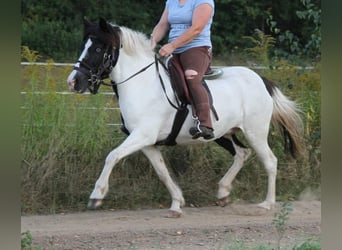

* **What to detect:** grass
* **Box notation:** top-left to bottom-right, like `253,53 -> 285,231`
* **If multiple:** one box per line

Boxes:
217,240 -> 321,250
21,46 -> 320,214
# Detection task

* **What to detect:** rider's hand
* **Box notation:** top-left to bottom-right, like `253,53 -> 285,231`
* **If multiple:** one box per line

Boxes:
158,43 -> 175,57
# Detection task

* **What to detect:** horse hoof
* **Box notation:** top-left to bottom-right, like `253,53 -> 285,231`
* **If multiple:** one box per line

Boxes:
165,210 -> 182,218
87,199 -> 103,209
218,196 -> 229,207
257,201 -> 272,210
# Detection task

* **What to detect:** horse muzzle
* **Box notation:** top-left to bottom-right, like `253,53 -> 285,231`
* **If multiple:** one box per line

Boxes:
67,70 -> 89,93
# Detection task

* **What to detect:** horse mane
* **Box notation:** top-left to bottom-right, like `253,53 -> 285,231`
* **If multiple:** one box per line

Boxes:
115,25 -> 154,57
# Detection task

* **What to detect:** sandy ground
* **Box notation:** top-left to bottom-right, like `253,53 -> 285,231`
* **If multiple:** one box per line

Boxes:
21,200 -> 320,250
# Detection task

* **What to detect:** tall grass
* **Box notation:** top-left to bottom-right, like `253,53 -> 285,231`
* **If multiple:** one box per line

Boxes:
21,47 -> 123,213
21,46 -> 320,214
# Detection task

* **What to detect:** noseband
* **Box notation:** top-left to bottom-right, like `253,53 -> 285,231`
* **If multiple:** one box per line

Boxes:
73,46 -> 120,94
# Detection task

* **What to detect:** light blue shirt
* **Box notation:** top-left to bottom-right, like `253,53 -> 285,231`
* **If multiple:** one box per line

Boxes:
166,0 -> 215,54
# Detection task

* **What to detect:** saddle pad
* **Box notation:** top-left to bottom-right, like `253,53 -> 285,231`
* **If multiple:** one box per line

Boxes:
204,67 -> 224,80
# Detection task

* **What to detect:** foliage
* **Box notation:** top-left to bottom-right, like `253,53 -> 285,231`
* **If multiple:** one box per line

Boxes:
21,0 -> 320,62
293,239 -> 321,250
21,231 -> 41,250
272,201 -> 293,249
218,239 -> 320,250
267,0 -> 321,61
21,0 -> 165,61
243,29 -> 276,65
21,47 -> 123,213
296,0 -> 321,57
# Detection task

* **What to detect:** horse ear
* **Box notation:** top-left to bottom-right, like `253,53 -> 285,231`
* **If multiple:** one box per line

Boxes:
83,16 -> 91,27
99,17 -> 111,33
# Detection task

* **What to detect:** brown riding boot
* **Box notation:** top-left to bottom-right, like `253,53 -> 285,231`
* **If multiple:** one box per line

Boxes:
178,46 -> 214,139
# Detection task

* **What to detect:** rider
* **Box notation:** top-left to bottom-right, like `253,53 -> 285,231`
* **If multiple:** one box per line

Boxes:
151,0 -> 215,140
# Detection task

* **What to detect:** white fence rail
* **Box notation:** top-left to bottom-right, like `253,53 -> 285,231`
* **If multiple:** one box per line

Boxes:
21,61 -> 315,128
21,62 -> 75,66
20,61 -> 314,70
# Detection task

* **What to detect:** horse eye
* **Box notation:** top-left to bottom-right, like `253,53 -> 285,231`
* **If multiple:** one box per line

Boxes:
96,48 -> 102,53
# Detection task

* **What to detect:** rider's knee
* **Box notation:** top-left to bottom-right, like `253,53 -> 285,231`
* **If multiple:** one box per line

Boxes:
184,69 -> 198,80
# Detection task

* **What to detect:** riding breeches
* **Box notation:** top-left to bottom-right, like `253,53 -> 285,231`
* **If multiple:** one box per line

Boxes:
176,46 -> 213,129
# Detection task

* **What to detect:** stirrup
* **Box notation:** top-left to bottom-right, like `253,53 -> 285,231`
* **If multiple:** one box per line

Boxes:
189,116 -> 201,139
189,117 -> 214,140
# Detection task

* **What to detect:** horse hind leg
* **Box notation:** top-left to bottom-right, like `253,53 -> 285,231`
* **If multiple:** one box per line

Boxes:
215,135 -> 252,206
244,130 -> 277,210
141,146 -> 185,218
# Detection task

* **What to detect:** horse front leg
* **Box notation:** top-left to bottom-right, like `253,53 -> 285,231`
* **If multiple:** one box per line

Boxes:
141,146 -> 185,218
88,130 -> 154,209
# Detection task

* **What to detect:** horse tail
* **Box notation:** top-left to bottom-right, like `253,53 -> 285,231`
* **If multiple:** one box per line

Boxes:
262,77 -> 304,158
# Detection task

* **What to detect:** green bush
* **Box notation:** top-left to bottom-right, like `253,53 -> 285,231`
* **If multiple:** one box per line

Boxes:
21,231 -> 41,250
293,240 -> 321,250
21,0 -> 321,62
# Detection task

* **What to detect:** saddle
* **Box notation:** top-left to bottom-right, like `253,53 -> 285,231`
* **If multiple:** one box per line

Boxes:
166,55 -> 220,120
155,55 -> 222,146
117,55 -> 223,146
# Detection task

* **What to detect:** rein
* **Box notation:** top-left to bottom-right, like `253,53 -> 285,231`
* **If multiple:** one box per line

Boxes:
75,38 -> 182,110
154,55 -> 183,110
103,54 -> 183,111
106,60 -> 155,86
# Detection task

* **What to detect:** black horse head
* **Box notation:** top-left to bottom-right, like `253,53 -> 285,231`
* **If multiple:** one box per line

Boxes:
67,17 -> 121,94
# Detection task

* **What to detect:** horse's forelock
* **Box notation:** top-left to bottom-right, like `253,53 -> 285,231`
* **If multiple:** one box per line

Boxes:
84,22 -> 121,48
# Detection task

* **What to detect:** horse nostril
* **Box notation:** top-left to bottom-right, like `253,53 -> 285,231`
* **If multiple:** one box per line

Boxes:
68,79 -> 76,91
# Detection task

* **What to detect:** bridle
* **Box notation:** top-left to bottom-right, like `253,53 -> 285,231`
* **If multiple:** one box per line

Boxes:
72,37 -> 180,110
73,44 -> 120,94
72,37 -> 157,96
73,41 -> 156,95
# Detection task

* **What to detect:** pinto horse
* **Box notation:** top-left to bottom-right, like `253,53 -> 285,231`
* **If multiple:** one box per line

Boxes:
67,18 -> 303,217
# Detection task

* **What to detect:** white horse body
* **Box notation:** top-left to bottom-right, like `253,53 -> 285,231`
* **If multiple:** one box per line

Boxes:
68,22 -> 303,217
112,44 -> 273,145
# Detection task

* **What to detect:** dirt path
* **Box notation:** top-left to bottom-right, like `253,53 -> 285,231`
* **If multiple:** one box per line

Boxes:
21,200 -> 320,249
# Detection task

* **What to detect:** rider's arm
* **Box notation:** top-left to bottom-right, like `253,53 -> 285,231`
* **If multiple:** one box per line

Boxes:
151,7 -> 170,49
159,3 -> 213,57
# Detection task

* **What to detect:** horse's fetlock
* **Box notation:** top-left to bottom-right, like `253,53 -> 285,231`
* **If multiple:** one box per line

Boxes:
217,186 -> 230,200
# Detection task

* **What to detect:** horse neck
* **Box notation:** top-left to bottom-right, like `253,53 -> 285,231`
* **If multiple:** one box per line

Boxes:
111,26 -> 156,85
114,51 -> 154,80
112,51 -> 172,112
